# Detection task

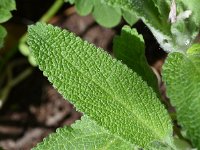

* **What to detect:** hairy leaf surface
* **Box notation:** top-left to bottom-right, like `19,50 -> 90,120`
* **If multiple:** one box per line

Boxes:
163,47 -> 200,148
113,26 -> 159,95
33,116 -> 135,150
102,0 -> 199,52
28,23 -> 172,148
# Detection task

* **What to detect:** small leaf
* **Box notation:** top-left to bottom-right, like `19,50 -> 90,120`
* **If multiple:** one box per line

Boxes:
28,23 -> 172,148
163,48 -> 200,148
113,26 -> 159,95
33,116 -> 135,150
0,25 -> 7,48
75,0 -> 93,16
122,10 -> 138,26
0,0 -> 16,11
92,0 -> 121,28
0,8 -> 12,23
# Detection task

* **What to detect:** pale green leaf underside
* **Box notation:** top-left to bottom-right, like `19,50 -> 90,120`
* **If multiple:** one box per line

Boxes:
28,23 -> 172,148
102,0 -> 199,53
163,49 -> 200,149
33,116 -> 135,150
113,25 -> 159,95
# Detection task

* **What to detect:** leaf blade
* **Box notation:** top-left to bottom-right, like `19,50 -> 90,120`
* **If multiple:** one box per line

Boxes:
113,26 -> 159,95
163,47 -> 200,148
33,116 -> 135,150
28,23 -> 172,148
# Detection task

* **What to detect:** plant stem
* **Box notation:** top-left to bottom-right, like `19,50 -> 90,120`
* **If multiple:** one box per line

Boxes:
39,0 -> 64,22
0,67 -> 33,107
1,0 -> 64,72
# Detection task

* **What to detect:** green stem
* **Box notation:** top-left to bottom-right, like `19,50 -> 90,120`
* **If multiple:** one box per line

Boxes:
39,0 -> 64,22
0,67 -> 33,107
1,0 -> 64,71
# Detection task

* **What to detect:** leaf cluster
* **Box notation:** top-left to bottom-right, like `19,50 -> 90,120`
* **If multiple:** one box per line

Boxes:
66,0 -> 138,27
26,0 -> 200,149
0,0 -> 16,48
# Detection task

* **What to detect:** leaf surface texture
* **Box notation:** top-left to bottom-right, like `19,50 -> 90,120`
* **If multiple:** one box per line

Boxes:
163,47 -> 200,148
33,116 -> 135,150
28,23 -> 172,148
113,26 -> 159,95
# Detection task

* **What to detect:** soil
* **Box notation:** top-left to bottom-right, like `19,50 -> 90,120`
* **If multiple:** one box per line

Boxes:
0,2 -> 168,150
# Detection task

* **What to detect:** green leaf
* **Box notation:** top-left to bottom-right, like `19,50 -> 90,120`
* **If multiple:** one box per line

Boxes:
163,47 -> 200,149
181,0 -> 200,27
0,8 -> 12,23
0,0 -> 15,49
102,0 -> 199,52
75,0 -> 93,16
28,23 -> 172,148
92,0 -> 121,28
122,10 -> 138,26
0,0 -> 16,11
65,0 -> 75,4
33,116 -> 135,150
0,25 -> 7,48
113,26 -> 159,95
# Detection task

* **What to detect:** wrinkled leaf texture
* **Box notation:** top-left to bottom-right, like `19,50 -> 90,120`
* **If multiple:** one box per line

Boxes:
28,23 -> 172,148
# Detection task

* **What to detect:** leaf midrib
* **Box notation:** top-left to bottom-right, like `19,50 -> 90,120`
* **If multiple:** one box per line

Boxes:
32,28 -> 166,142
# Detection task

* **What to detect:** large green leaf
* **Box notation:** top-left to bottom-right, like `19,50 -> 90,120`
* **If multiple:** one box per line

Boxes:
28,23 -> 172,148
113,26 -> 159,95
102,0 -> 199,53
163,45 -> 200,148
33,116 -> 135,150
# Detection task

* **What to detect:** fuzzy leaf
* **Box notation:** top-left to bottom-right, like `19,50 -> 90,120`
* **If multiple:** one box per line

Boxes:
181,0 -> 200,26
33,116 -> 135,150
163,46 -> 200,148
113,26 -> 159,95
92,0 -> 121,28
28,23 -> 172,148
75,0 -> 93,16
122,10 -> 138,26
102,0 -> 199,52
